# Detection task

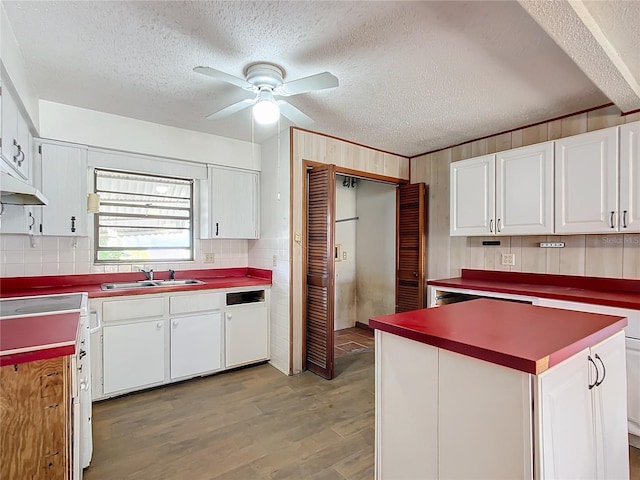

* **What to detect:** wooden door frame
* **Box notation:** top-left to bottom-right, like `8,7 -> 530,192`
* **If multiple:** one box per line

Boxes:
301,159 -> 408,371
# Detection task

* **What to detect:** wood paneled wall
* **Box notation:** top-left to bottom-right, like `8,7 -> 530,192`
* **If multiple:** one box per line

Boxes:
411,106 -> 640,281
290,128 -> 410,373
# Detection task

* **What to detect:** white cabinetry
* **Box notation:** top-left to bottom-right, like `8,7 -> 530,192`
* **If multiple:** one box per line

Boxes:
1,82 -> 30,181
450,142 -> 553,236
555,126 -> 618,233
225,302 -> 268,368
101,295 -> 166,396
169,292 -> 223,379
201,166 -> 259,239
536,332 -> 628,480
37,141 -> 88,236
620,121 -> 640,232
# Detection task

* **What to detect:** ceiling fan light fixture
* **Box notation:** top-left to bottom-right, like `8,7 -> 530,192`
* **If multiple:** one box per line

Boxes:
252,89 -> 280,125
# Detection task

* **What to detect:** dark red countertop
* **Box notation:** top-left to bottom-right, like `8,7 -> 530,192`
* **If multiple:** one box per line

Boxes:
0,267 -> 272,299
370,299 -> 627,374
428,269 -> 640,310
0,312 -> 80,367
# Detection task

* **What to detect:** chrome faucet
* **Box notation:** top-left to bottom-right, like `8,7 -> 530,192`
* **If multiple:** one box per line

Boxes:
141,268 -> 154,281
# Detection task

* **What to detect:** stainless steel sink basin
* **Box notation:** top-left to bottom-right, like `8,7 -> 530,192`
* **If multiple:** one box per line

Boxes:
101,279 -> 205,290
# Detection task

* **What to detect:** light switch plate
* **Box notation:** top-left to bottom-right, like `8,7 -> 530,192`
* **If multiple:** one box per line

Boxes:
204,253 -> 215,263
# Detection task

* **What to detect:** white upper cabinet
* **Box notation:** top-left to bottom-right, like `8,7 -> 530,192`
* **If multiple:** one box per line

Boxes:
201,166 -> 259,239
496,142 -> 554,235
1,83 -> 30,181
555,126 -> 618,234
450,141 -> 554,236
450,154 -> 494,236
37,141 -> 88,236
620,121 -> 640,232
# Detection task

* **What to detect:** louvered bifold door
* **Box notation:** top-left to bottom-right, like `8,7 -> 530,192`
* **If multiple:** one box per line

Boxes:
396,183 -> 427,313
305,165 -> 336,379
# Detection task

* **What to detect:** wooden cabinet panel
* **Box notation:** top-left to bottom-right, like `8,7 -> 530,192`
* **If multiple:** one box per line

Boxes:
0,357 -> 71,480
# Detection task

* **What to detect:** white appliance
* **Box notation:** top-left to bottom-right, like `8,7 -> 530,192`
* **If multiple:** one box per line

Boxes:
0,292 -> 93,478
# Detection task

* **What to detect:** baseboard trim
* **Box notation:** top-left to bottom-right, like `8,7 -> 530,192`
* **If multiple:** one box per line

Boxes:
355,321 -> 373,333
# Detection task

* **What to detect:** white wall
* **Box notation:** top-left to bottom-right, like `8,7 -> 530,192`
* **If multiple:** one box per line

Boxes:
335,175 -> 357,330
356,180 -> 396,325
248,128 -> 290,375
1,3 -> 39,131
38,101 -> 261,171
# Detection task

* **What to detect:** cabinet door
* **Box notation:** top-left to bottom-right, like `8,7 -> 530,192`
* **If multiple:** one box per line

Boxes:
0,85 -> 23,179
170,313 -> 222,379
39,142 -> 88,236
620,122 -> 640,232
0,205 -> 36,234
496,142 -> 554,235
536,347 -> 596,479
225,304 -> 268,368
211,167 -> 258,238
555,127 -> 618,233
627,337 -> 640,437
450,154 -> 494,236
591,331 -> 629,480
103,321 -> 165,394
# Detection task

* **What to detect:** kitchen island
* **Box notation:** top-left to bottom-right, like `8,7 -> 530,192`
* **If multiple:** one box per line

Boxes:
370,299 -> 629,480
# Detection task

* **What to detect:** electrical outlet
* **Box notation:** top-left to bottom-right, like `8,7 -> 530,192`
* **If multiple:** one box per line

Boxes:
204,253 -> 215,263
501,253 -> 515,266
272,255 -> 278,267
342,251 -> 347,261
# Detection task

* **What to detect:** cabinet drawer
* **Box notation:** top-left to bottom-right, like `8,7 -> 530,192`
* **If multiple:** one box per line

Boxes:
103,296 -> 165,322
170,292 -> 223,315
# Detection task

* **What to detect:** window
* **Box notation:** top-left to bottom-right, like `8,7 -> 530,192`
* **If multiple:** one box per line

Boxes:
94,169 -> 193,263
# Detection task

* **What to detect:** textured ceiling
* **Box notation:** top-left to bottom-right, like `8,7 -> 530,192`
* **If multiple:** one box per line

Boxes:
2,1 -> 621,157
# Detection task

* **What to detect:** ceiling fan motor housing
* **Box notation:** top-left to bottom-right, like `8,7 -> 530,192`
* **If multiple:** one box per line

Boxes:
245,63 -> 285,90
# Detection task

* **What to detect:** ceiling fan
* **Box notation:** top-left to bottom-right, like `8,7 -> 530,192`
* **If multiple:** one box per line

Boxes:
193,62 -> 338,127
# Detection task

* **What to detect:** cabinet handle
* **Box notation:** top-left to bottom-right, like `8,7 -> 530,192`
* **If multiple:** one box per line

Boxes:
497,218 -> 501,233
71,216 -> 76,233
17,148 -> 25,166
79,349 -> 87,359
489,219 -> 494,233
216,222 -> 219,236
588,355 -> 598,389
28,212 -> 35,230
172,320 -> 178,328
623,210 -> 628,229
610,211 -> 615,229
156,322 -> 163,329
594,354 -> 606,387
12,139 -> 22,164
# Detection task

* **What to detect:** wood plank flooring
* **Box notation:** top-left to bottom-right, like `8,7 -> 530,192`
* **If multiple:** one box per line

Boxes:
334,327 -> 374,358
84,352 -> 374,480
84,350 -> 640,480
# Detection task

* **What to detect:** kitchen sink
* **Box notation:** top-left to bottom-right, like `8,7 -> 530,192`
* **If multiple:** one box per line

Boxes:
100,279 -> 205,290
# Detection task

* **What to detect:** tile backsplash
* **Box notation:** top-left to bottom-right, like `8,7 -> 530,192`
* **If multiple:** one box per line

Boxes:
0,234 -> 248,277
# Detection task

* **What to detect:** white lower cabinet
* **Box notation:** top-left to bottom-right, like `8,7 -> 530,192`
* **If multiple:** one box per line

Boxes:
170,313 -> 222,379
376,329 -> 627,480
91,287 -> 269,399
225,303 -> 268,368
536,332 -> 628,480
103,320 -> 165,394
626,337 -> 640,437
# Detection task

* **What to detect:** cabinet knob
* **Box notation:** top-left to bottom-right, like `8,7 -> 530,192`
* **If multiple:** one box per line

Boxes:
80,378 -> 89,391
172,320 -> 178,327
156,322 -> 163,329
226,313 -> 232,320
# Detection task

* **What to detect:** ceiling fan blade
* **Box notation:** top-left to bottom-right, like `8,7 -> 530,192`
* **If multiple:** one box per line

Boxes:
206,98 -> 254,120
278,101 -> 314,127
276,72 -> 339,96
194,66 -> 255,90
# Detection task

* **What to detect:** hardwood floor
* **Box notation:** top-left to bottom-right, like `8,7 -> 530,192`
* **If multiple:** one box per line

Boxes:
334,327 -> 374,358
85,350 -> 640,480
84,353 -> 375,480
